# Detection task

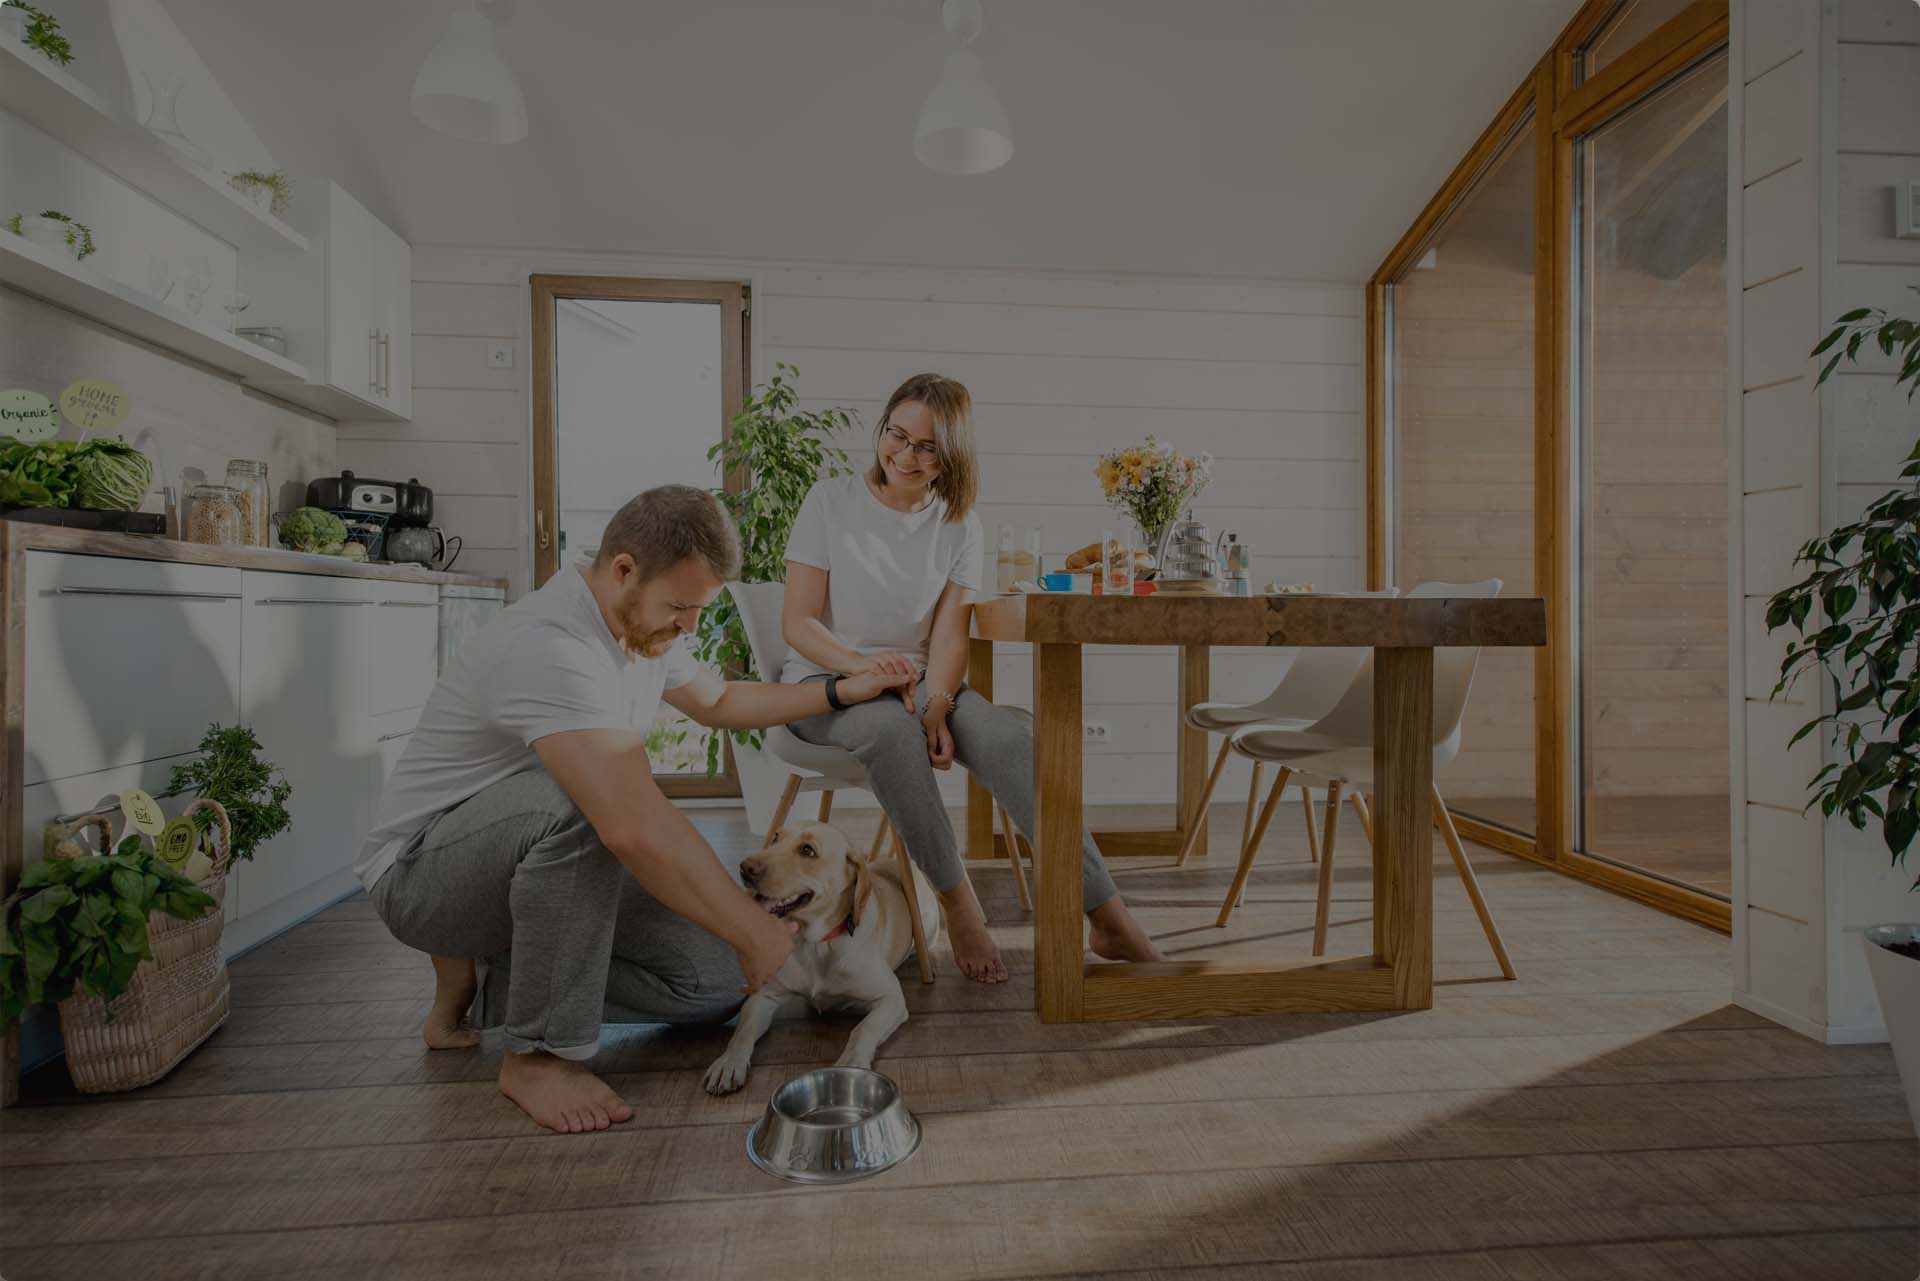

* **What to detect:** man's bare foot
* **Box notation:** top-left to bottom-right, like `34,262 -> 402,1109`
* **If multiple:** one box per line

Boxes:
423,954 -> 482,1050
1088,898 -> 1163,963
938,882 -> 1008,983
498,1051 -> 634,1134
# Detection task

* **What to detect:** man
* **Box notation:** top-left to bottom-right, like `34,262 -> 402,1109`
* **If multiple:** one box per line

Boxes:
356,485 -> 910,1134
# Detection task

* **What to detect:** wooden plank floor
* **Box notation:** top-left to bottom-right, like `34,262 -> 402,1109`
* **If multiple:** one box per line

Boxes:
2,803 -> 1913,1281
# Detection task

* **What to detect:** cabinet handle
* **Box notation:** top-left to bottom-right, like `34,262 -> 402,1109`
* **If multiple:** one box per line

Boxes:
255,597 -> 372,606
369,328 -> 380,394
379,330 -> 392,398
377,729 -> 413,742
54,586 -> 242,602
378,599 -> 438,608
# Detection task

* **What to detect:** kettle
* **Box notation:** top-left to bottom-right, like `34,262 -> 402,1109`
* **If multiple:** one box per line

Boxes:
385,525 -> 462,570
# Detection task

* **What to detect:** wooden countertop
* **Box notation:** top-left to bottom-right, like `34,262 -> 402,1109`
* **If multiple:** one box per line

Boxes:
971,591 -> 1547,647
0,524 -> 508,591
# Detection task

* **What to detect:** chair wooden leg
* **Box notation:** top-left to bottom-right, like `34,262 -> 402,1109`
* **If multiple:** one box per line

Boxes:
890,828 -> 935,983
762,775 -> 802,848
1311,780 -> 1344,956
997,802 -> 1033,912
867,813 -> 891,862
1217,766 -> 1290,927
816,790 -> 834,822
1350,790 -> 1374,846
1433,786 -> 1516,980
1301,785 -> 1320,865
1175,737 -> 1233,866
1235,762 -> 1264,906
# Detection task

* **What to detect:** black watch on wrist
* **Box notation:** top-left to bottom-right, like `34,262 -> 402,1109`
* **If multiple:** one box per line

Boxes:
824,675 -> 847,711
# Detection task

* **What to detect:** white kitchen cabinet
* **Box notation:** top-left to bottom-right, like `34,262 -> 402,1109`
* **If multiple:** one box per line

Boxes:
246,180 -> 412,422
438,584 -> 506,673
368,706 -> 422,819
236,571 -> 374,918
23,553 -> 242,786
367,583 -> 439,715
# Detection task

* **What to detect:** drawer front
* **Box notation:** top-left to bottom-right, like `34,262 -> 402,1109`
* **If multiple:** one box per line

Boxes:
367,583 -> 439,714
24,553 -> 243,786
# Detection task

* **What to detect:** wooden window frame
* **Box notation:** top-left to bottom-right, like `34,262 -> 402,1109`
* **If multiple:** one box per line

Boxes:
1365,0 -> 1731,933
530,274 -> 749,799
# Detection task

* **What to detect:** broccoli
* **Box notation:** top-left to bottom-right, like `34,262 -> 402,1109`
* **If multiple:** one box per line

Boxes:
277,506 -> 349,554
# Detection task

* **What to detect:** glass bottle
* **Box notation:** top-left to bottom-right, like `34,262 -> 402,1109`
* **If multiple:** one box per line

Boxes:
224,459 -> 270,547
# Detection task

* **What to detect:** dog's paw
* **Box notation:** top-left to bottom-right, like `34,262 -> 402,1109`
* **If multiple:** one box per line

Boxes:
703,1052 -> 753,1096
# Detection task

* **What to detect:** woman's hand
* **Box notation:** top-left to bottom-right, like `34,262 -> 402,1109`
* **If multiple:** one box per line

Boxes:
922,702 -> 955,770
837,669 -> 913,706
852,652 -> 918,708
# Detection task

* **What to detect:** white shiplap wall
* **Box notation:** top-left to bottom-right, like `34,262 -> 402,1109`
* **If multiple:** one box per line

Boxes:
338,248 -> 1364,805
1732,0 -> 1920,1042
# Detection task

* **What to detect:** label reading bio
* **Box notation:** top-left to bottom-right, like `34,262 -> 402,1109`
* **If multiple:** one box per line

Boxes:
0,389 -> 58,442
119,788 -> 166,837
60,378 -> 129,431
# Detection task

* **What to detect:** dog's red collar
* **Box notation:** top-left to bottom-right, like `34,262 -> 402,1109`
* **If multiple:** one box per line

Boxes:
820,914 -> 855,942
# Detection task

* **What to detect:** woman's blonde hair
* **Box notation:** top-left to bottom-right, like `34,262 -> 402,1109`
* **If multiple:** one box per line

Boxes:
867,372 -> 977,522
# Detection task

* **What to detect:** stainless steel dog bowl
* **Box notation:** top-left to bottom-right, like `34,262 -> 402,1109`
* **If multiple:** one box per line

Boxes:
746,1067 -> 921,1184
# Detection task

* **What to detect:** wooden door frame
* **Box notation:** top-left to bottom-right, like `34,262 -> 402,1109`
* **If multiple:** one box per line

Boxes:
1364,0 -> 1732,932
530,273 -> 749,799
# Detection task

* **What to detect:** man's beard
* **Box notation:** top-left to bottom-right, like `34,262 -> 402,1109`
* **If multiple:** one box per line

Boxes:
615,592 -> 680,658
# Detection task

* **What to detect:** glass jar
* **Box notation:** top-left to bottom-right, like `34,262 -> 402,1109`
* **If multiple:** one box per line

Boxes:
224,459 -> 270,547
184,483 -> 245,546
995,524 -> 1016,594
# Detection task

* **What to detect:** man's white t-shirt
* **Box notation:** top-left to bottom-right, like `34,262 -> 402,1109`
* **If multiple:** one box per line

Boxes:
355,562 -> 704,890
780,472 -> 983,682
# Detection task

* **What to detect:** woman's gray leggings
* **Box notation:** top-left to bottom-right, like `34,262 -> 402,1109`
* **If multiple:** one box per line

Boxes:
789,680 -> 1120,911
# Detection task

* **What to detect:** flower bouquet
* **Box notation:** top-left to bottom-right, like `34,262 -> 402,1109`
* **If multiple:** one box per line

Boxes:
1094,436 -> 1213,567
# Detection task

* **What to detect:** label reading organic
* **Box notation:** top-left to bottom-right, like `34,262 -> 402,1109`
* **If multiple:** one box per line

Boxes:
156,816 -> 198,866
60,378 -> 129,431
0,389 -> 58,442
119,788 -> 166,837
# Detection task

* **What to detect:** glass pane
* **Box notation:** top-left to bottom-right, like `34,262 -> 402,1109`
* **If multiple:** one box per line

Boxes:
1581,0 -> 1696,81
1577,52 -> 1729,895
1391,115 -> 1537,837
554,297 -> 725,778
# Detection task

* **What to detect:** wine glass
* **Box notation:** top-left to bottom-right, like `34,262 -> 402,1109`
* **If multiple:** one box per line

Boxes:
180,255 -> 212,316
221,291 -> 250,333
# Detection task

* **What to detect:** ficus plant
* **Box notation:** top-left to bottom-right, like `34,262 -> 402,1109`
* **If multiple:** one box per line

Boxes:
690,363 -> 856,774
1765,291 -> 1920,885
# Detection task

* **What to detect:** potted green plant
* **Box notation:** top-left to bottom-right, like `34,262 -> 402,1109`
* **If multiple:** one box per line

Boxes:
6,210 -> 95,262
163,723 -> 293,863
0,2 -> 74,66
690,364 -> 856,822
1765,290 -> 1920,1127
226,169 -> 292,219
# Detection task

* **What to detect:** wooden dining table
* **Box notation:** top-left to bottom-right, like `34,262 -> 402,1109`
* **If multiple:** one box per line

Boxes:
966,591 -> 1546,1024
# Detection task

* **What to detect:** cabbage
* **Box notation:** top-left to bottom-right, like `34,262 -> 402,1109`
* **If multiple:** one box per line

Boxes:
278,506 -> 349,553
73,440 -> 152,510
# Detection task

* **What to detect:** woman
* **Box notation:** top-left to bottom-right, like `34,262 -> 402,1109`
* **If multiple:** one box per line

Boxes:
782,372 -> 1162,982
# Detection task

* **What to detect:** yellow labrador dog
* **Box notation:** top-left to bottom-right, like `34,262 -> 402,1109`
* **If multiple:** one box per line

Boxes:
703,823 -> 942,1095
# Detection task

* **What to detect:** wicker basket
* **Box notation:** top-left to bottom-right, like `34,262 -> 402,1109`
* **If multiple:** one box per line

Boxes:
50,801 -> 233,1094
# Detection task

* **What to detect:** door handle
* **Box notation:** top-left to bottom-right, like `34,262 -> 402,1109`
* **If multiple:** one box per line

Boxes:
53,586 -> 242,602
536,507 -> 551,551
255,597 -> 372,606
378,599 -> 438,608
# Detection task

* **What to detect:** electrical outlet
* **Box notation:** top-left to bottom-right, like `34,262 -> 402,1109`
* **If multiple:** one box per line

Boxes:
1082,721 -> 1111,743
487,342 -> 515,369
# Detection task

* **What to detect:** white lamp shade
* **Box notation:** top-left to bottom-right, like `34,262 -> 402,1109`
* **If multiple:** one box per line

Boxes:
914,46 -> 1012,174
410,10 -> 528,144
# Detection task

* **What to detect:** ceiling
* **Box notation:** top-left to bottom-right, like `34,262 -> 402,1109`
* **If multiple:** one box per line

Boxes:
159,0 -> 1582,282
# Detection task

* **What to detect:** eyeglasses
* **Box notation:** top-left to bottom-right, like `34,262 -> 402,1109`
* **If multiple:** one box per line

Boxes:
883,425 -> 940,464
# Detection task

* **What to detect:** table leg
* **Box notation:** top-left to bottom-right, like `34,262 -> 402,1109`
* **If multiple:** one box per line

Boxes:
967,636 -> 996,859
1373,647 -> 1434,1009
1178,644 -> 1210,857
1035,642 -> 1085,1022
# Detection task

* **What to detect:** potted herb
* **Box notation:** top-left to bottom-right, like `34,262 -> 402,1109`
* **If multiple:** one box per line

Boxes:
0,2 -> 74,66
226,169 -> 292,219
1765,291 -> 1920,1127
6,210 -> 95,262
164,723 -> 292,863
690,365 -> 856,813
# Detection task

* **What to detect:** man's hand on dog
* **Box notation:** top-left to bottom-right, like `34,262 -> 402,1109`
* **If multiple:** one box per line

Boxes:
737,912 -> 800,994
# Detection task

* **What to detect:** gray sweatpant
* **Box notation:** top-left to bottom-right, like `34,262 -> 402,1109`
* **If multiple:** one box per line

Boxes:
790,680 -> 1120,911
369,768 -> 744,1060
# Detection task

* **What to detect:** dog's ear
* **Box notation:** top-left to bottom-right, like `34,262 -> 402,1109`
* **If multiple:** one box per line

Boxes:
850,850 -> 876,931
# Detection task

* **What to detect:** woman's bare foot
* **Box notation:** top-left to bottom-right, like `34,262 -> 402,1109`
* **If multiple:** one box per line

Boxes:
1087,898 -> 1163,963
498,1051 -> 634,1134
423,954 -> 481,1050
938,882 -> 1008,983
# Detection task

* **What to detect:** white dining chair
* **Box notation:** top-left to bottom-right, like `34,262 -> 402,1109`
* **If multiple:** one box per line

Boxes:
1214,578 -> 1516,981
1173,589 -> 1400,869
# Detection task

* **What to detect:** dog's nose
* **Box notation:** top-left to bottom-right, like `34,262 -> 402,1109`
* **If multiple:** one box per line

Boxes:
739,857 -> 764,885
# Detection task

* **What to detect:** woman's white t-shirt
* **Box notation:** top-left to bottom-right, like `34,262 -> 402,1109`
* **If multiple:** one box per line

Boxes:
781,472 -> 982,681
